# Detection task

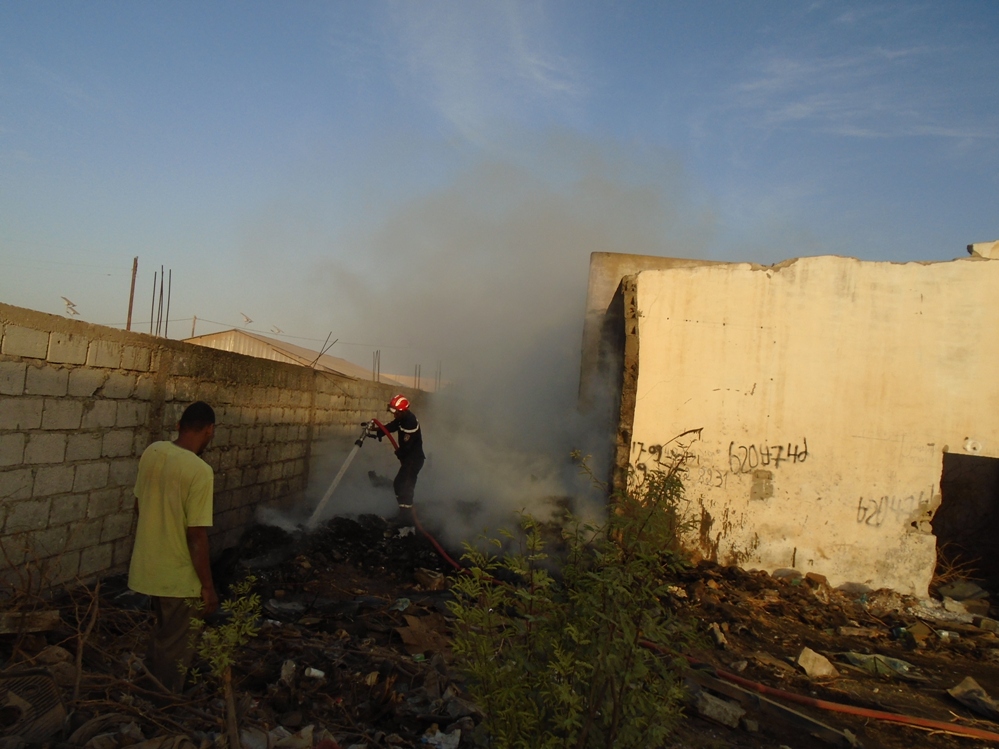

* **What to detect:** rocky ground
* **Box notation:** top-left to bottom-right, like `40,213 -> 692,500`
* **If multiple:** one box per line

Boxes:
3,514 -> 999,749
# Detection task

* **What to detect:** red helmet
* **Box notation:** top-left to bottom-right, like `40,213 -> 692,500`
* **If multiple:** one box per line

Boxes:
388,394 -> 410,414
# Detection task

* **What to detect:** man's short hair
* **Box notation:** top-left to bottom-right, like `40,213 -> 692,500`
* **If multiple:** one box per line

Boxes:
179,401 -> 215,432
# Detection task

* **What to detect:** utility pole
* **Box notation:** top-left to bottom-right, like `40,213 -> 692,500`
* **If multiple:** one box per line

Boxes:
164,269 -> 172,338
149,271 -> 157,334
126,257 -> 138,331
191,315 -> 197,338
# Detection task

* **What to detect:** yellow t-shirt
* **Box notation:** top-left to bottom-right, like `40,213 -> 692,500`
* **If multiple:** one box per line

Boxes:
128,441 -> 214,598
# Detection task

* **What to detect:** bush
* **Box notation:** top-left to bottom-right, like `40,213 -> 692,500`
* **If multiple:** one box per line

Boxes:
448,456 -> 696,749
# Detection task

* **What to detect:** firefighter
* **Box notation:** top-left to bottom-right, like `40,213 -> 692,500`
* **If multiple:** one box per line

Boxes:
370,394 -> 424,526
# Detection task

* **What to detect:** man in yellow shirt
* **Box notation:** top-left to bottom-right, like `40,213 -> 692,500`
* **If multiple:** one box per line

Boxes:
128,401 -> 218,692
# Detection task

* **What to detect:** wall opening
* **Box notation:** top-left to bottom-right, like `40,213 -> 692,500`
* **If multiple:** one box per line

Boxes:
932,453 -> 999,591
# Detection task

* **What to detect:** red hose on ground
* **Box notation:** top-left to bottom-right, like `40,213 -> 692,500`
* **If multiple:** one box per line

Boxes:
413,508 -> 465,571
638,640 -> 999,743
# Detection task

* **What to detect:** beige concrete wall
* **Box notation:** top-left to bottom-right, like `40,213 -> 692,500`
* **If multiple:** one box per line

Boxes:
579,252 -> 720,407
624,255 -> 999,596
0,303 -> 410,589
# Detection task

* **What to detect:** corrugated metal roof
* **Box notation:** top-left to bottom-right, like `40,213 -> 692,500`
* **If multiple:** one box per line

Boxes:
184,329 -> 407,386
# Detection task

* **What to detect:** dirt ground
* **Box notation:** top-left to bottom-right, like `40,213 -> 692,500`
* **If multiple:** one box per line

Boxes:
3,514 -> 999,749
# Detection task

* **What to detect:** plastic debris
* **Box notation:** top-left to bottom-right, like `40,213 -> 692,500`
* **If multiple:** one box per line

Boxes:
948,676 -> 999,720
421,725 -> 461,749
840,652 -> 925,681
388,598 -> 411,612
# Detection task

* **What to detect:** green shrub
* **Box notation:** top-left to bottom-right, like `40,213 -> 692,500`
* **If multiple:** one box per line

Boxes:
448,456 -> 696,749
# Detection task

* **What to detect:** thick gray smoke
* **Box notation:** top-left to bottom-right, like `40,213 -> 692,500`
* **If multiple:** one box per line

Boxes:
296,136 -> 712,544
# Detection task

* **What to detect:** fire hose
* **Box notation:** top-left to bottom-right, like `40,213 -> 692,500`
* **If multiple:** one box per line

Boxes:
308,431 -> 998,743
307,419 -> 466,571
637,640 -> 999,744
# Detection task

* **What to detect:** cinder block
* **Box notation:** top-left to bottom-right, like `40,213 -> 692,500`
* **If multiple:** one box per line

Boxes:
246,427 -> 262,446
165,378 -> 198,402
120,345 -> 151,372
24,433 -> 67,464
212,427 -> 230,448
66,433 -> 103,461
101,372 -> 136,399
116,401 -> 146,428
44,551 -> 81,586
108,458 -> 139,488
162,402 -> 184,427
73,463 -> 109,492
49,494 -> 88,525
0,361 -> 27,395
0,434 -> 26,467
0,397 -> 43,429
68,368 -> 108,397
102,429 -> 134,458
81,400 -> 116,428
26,525 -> 69,557
33,464 -> 75,497
1,326 -> 49,358
86,340 -> 123,368
133,375 -> 155,400
112,538 -> 133,567
41,399 -> 83,430
101,512 -> 134,542
47,331 -> 89,364
25,365 -> 69,396
87,488 -> 123,518
0,468 -> 34,501
79,543 -> 113,577
132,431 -> 152,456
0,532 -> 26,566
224,470 -> 242,491
65,519 -> 104,551
5,498 -> 51,533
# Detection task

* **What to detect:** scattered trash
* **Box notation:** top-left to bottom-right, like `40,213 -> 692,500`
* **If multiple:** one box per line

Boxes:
413,568 -> 446,591
943,597 -> 968,615
421,724 -> 461,749
948,676 -> 999,720
708,622 -> 728,648
692,689 -> 746,728
304,667 -> 325,679
836,626 -> 881,638
937,580 -> 988,601
796,647 -> 839,679
974,616 -> 999,633
840,652 -> 925,681
388,598 -> 411,612
0,669 -> 67,743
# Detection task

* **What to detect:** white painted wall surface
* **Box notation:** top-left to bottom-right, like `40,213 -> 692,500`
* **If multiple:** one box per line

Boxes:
628,255 -> 999,596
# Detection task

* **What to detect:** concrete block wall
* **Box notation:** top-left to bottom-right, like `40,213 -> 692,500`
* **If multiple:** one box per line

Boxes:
0,303 -> 411,589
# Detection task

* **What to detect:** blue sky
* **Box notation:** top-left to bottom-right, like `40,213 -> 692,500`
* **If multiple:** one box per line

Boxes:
1,1 -> 997,379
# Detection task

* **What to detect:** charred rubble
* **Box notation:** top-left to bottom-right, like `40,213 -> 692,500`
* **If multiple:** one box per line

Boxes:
3,515 -> 999,749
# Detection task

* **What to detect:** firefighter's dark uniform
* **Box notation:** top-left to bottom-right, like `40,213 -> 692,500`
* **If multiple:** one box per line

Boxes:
382,410 -> 424,524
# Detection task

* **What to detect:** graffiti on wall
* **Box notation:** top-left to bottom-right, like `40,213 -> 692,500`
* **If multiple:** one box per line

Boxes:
629,428 -> 703,489
728,439 -> 808,474
856,490 -> 932,528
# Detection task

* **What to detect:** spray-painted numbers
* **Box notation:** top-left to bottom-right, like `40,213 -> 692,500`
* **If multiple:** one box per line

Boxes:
695,465 -> 727,489
728,439 -> 808,474
856,491 -> 929,527
629,429 -> 704,489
